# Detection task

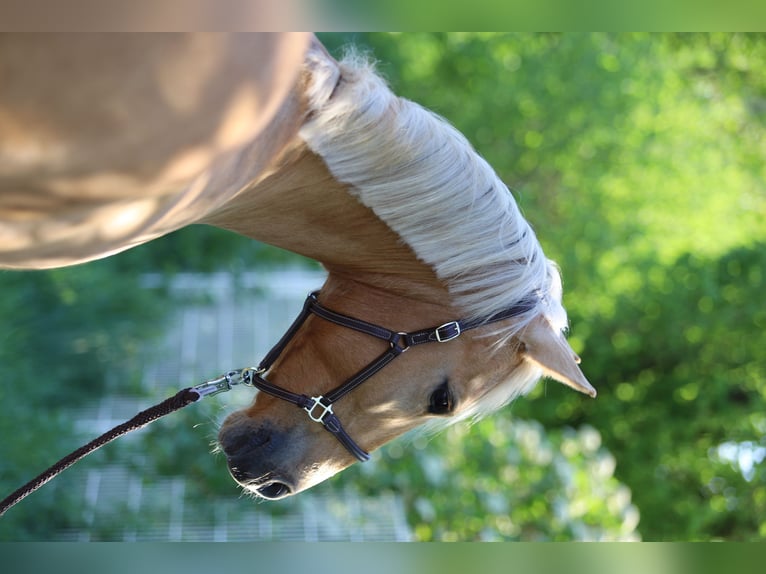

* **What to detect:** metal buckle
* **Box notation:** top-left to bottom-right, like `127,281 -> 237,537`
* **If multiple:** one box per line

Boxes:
304,395 -> 334,424
435,321 -> 462,343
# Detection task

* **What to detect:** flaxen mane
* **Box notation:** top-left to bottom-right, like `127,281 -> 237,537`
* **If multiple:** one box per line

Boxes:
300,50 -> 569,420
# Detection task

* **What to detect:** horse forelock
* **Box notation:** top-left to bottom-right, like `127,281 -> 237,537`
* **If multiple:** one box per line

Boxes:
299,50 -> 568,354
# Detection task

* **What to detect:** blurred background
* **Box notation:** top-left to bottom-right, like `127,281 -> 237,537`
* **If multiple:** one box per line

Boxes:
1,32 -> 764,541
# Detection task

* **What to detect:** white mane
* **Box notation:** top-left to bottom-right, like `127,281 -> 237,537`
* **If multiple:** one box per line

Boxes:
300,51 -> 568,348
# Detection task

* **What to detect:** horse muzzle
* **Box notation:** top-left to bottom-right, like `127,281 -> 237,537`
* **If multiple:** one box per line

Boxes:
218,422 -> 296,500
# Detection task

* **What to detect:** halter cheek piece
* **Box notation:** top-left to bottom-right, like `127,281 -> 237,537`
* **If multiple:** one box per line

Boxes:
232,291 -> 536,462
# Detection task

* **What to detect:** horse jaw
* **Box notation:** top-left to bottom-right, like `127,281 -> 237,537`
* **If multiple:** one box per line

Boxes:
519,316 -> 596,398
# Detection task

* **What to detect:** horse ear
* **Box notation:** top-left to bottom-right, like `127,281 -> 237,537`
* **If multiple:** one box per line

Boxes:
519,316 -> 597,397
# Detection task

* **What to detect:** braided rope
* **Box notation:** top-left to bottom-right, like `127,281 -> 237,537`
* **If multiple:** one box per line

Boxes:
0,387 -> 200,517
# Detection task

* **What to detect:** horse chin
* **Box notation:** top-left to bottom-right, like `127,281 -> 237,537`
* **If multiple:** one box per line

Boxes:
236,464 -> 340,501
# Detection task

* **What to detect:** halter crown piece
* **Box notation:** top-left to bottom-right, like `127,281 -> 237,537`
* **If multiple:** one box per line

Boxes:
0,290 -> 535,516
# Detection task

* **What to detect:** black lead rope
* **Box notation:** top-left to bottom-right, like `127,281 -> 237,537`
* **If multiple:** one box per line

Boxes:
0,369 -> 251,518
0,387 -> 200,517
0,290 -> 536,517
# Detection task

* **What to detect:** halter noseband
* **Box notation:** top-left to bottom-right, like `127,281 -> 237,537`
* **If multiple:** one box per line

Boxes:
238,291 -> 537,462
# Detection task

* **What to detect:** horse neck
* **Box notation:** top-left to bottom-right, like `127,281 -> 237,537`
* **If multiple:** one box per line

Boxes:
203,38 -> 454,317
203,140 -> 454,312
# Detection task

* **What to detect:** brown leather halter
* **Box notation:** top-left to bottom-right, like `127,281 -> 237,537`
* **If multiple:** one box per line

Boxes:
238,291 -> 538,462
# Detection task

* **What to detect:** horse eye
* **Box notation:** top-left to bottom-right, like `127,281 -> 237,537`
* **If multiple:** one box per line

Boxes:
428,381 -> 454,415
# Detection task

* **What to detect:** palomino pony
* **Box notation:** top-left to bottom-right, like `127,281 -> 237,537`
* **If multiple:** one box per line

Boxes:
1,33 -> 595,501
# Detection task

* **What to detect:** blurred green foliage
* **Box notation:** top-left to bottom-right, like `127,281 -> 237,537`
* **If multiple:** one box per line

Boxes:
0,261 -> 170,538
2,33 -> 764,540
318,32 -> 766,540
334,419 -> 638,541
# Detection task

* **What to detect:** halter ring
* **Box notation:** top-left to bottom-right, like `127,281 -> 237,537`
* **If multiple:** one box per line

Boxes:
389,332 -> 411,354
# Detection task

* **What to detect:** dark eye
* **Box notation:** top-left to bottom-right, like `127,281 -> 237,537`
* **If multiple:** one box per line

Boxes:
428,381 -> 454,415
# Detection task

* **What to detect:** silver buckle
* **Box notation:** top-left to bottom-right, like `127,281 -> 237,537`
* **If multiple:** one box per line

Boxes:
435,321 -> 461,343
304,396 -> 334,424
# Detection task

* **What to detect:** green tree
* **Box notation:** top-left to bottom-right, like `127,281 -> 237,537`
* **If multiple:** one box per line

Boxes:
318,33 -> 766,539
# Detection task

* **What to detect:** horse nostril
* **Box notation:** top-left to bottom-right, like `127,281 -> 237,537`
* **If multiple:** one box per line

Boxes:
219,425 -> 294,498
256,481 -> 292,500
220,426 -> 271,458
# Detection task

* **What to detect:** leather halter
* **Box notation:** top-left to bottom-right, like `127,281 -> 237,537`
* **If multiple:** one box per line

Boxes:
241,291 -> 537,462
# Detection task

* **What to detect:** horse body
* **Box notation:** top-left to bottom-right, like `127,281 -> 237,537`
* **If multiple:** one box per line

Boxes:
1,33 -> 594,500
0,32 -> 310,268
